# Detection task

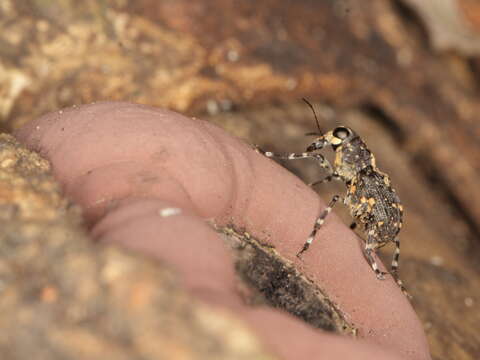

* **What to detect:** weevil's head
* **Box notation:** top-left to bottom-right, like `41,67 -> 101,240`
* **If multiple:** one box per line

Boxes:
306,126 -> 357,152
307,126 -> 373,181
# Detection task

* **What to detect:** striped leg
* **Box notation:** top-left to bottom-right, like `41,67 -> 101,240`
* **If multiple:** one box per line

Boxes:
391,237 -> 412,298
391,237 -> 401,275
364,236 -> 388,280
308,172 -> 341,187
254,146 -> 333,173
297,195 -> 340,258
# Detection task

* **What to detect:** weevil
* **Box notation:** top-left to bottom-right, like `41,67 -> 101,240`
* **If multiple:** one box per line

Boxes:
256,100 -> 409,297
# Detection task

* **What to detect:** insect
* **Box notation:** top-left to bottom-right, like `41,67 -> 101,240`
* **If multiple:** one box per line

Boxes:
255,99 -> 409,297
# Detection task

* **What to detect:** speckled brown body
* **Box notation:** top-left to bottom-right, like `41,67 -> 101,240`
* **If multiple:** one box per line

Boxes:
336,136 -> 403,248
347,165 -> 403,247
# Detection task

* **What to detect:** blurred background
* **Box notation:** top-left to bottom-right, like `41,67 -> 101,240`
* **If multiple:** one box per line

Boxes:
0,0 -> 479,359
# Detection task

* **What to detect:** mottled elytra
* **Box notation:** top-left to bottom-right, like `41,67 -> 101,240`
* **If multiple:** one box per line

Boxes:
255,99 -> 410,298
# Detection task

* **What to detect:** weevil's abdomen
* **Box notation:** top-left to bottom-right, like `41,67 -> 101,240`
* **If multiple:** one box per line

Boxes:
347,166 -> 403,243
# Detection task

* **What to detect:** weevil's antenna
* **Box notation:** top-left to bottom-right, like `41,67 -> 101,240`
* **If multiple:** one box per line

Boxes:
302,98 -> 322,136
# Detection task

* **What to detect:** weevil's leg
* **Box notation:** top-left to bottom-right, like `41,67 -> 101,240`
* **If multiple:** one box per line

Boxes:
308,175 -> 333,187
254,146 -> 334,173
309,153 -> 334,174
390,237 -> 412,299
391,237 -> 401,275
349,222 -> 357,230
297,195 -> 340,258
308,172 -> 341,187
365,234 -> 388,280
254,146 -> 309,160
393,274 -> 411,299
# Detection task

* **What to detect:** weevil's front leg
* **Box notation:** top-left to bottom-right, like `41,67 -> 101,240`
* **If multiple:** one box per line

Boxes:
297,195 -> 340,258
254,146 -> 334,174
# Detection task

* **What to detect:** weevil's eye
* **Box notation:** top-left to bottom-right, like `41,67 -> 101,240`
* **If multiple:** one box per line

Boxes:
333,127 -> 350,140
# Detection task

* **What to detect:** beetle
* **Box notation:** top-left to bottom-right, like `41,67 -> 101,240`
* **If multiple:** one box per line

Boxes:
255,99 -> 409,297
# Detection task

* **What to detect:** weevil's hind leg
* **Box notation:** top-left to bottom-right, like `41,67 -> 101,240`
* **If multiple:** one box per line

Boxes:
254,146 -> 334,173
364,235 -> 388,280
391,237 -> 412,299
297,195 -> 340,258
391,237 -> 401,275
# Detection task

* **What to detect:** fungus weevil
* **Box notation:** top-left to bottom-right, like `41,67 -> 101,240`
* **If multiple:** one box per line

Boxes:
255,100 -> 410,297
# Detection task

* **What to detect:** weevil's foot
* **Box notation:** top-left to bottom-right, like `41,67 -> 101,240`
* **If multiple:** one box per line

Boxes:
296,244 -> 310,259
376,271 -> 389,280
252,144 -> 262,152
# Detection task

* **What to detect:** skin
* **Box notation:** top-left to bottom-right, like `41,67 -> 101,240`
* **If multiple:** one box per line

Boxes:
15,102 -> 431,360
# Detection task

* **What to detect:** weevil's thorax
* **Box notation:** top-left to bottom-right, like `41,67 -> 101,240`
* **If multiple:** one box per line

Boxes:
333,136 -> 376,182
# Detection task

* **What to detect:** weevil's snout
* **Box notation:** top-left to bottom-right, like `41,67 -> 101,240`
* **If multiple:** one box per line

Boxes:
306,138 -> 327,152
